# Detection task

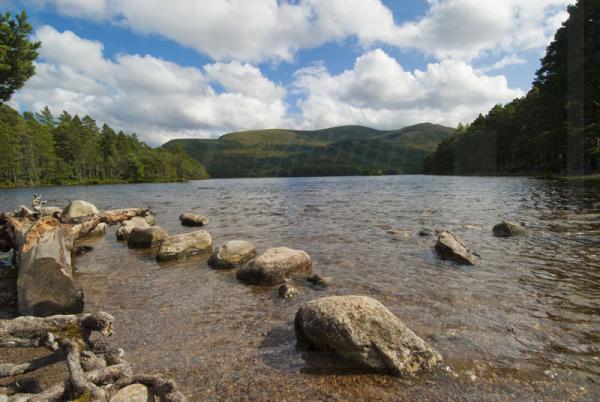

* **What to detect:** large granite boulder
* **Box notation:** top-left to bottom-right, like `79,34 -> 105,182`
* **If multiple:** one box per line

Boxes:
294,295 -> 442,376
492,221 -> 526,237
434,230 -> 479,266
156,230 -> 213,261
61,200 -> 99,219
16,217 -> 84,316
109,384 -> 154,402
127,226 -> 168,249
236,247 -> 312,285
179,213 -> 209,227
208,240 -> 256,269
116,217 -> 151,241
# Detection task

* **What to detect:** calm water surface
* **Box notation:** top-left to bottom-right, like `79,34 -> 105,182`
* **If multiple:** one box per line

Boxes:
1,175 -> 599,401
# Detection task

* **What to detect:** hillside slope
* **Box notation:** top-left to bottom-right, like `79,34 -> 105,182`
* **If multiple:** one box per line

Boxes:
163,123 -> 454,178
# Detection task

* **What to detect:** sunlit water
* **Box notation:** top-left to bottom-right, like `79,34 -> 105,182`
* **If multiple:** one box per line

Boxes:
1,176 -> 599,401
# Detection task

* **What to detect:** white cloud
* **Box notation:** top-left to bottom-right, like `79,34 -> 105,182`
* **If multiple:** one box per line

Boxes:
293,49 -> 524,130
13,26 -> 288,145
29,0 -> 572,62
393,0 -> 572,60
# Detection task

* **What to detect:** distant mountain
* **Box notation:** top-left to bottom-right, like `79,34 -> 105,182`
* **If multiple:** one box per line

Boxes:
163,123 -> 454,178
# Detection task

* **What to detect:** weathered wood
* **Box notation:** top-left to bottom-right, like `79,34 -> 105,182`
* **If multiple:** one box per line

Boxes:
99,208 -> 152,225
60,338 -> 107,401
0,312 -> 114,346
0,351 -> 62,377
63,215 -> 102,249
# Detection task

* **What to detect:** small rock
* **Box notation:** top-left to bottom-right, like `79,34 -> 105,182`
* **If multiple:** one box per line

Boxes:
127,226 -> 168,249
87,222 -> 107,236
208,240 -> 256,269
73,245 -> 93,256
387,229 -> 411,238
278,283 -> 299,299
493,221 -> 527,237
61,200 -> 99,219
156,230 -> 213,261
435,230 -> 479,266
237,247 -> 312,285
109,383 -> 154,402
306,274 -> 330,288
180,213 -> 209,227
294,295 -> 442,376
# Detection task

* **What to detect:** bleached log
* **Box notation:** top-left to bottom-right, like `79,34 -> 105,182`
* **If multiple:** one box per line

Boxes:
99,208 -> 152,225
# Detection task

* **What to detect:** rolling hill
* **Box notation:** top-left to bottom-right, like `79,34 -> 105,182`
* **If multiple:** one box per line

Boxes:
163,123 -> 454,178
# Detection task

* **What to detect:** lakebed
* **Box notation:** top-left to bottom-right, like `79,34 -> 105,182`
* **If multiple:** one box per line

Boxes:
1,175 -> 599,401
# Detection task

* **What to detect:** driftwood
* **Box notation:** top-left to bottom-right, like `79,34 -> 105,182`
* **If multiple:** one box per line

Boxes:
0,312 -> 187,401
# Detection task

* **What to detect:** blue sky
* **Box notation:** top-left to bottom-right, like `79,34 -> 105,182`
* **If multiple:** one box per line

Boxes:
3,0 -> 572,145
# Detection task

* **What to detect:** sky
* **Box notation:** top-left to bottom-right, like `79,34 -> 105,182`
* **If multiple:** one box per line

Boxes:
2,0 -> 573,146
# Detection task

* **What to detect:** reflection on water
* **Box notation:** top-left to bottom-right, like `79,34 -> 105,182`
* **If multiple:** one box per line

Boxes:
0,176 -> 599,400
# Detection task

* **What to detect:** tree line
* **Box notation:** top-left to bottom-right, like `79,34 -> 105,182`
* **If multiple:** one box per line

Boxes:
0,104 -> 208,187
425,0 -> 599,176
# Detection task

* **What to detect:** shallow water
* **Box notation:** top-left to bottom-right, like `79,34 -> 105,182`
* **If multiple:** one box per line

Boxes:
1,175 -> 599,401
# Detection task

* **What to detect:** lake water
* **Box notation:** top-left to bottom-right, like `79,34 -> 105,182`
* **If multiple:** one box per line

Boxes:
1,176 -> 599,401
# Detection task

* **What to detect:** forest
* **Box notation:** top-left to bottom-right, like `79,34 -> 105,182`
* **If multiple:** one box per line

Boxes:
424,0 -> 600,176
0,104 -> 208,187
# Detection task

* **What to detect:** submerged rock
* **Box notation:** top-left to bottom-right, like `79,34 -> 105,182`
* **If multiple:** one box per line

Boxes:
127,226 -> 168,249
116,217 -> 151,241
179,213 -> 209,227
306,274 -> 330,288
278,283 -> 299,299
61,200 -> 99,219
109,384 -> 154,402
208,240 -> 256,269
493,221 -> 526,237
418,229 -> 434,237
294,295 -> 442,376
73,245 -> 94,256
434,230 -> 479,266
156,230 -> 213,261
236,247 -> 312,285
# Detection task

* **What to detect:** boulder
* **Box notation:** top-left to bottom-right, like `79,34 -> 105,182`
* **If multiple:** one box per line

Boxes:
236,247 -> 312,285
109,384 -> 154,402
61,200 -> 99,219
294,295 -> 442,376
278,283 -> 299,299
143,213 -> 156,226
16,217 -> 84,316
208,240 -> 256,269
434,230 -> 479,266
493,221 -> 526,237
127,226 -> 168,249
156,230 -> 213,261
179,213 -> 209,227
116,217 -> 151,241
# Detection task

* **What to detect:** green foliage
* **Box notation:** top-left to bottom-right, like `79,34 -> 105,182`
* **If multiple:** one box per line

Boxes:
0,104 -> 208,188
163,123 -> 454,178
425,0 -> 599,175
0,11 -> 40,102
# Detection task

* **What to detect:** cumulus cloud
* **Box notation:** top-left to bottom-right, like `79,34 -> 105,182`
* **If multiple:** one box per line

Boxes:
292,49 -> 524,129
393,0 -> 571,60
12,26 -> 288,145
28,0 -> 571,62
